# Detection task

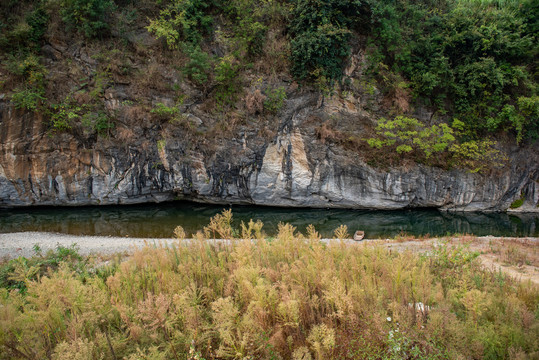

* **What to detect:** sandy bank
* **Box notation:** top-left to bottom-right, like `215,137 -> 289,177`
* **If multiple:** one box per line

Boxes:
0,232 -> 364,259
0,232 -> 178,260
1,232 -> 538,285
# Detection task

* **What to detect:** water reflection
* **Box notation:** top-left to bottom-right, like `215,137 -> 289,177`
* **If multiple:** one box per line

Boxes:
0,202 -> 537,238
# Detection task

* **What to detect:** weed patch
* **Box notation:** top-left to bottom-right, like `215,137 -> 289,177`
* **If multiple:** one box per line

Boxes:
1,212 -> 538,359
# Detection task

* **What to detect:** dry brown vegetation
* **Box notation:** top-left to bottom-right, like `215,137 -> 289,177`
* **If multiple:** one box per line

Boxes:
375,235 -> 539,285
1,211 -> 538,359
485,238 -> 539,268
244,89 -> 266,115
254,30 -> 290,79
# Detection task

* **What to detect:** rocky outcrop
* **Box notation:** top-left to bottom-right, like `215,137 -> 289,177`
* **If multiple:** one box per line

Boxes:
1,2 -> 538,215
1,96 -> 538,211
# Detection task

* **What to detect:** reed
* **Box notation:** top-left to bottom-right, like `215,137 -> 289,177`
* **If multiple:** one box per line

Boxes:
1,210 -> 538,359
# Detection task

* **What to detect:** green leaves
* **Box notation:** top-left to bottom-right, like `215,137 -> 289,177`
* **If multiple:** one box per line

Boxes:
147,8 -> 182,49
11,87 -> 45,111
60,0 -> 116,38
147,0 -> 214,48
151,103 -> 181,118
290,24 -> 351,82
369,0 -> 537,143
8,54 -> 48,111
0,244 -> 84,293
181,43 -> 211,85
415,123 -> 456,159
367,116 -> 507,172
49,95 -> 114,136
214,55 -> 242,107
289,0 -> 371,83
510,96 -> 539,143
448,138 -> 506,173
368,116 -> 455,159
264,86 -> 287,114
49,98 -> 80,131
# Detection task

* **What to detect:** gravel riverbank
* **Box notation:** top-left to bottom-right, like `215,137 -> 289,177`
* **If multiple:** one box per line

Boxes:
0,232 -> 179,260
0,232 -> 362,260
1,232 -> 538,285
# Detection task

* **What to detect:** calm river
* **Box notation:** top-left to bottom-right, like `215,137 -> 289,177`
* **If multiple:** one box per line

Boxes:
0,202 -> 537,238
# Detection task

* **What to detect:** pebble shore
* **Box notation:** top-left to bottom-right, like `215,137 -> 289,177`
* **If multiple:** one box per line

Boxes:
0,232 -> 179,260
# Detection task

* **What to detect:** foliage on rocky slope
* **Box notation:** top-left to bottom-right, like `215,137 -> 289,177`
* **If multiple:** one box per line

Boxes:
0,0 -> 538,210
1,0 -> 537,157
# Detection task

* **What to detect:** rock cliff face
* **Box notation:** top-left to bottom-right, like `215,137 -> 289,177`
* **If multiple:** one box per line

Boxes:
1,2 -> 538,214
1,94 -> 538,211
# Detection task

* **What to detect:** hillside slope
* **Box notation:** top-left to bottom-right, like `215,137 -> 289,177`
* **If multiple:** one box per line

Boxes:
0,0 -> 537,210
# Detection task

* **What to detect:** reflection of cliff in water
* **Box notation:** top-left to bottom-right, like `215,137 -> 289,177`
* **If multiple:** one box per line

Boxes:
0,202 -> 537,238
436,211 -> 537,238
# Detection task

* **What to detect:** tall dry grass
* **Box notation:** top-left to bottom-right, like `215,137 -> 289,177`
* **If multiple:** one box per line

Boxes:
1,211 -> 538,359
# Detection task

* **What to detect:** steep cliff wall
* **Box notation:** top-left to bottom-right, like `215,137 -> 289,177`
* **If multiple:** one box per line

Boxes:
1,1 -> 537,212
1,93 -> 537,211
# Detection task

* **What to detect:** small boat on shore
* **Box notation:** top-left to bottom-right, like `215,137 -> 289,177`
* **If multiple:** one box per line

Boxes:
353,230 -> 365,241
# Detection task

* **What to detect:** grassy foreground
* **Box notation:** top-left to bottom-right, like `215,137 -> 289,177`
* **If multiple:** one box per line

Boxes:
1,212 -> 538,359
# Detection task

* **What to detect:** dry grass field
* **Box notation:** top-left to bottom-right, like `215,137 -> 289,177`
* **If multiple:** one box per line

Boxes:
1,211 -> 538,359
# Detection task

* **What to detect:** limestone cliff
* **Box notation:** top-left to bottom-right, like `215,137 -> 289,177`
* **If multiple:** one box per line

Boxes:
1,0 -> 538,212
1,90 -> 537,211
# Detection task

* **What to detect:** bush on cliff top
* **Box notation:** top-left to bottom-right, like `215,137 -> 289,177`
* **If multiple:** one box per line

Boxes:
368,0 -> 538,142
60,0 -> 116,38
1,0 -> 537,148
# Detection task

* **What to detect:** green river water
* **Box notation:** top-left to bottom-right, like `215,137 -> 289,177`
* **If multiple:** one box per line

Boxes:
1,202 -> 537,238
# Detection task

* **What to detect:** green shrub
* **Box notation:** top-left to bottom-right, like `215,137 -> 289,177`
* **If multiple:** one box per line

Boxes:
49,97 -> 82,132
181,42 -> 211,85
151,102 -> 180,118
289,0 -> 370,83
26,6 -> 49,46
366,116 -> 509,171
215,55 -> 241,107
290,24 -> 351,82
7,53 -> 49,112
0,244 -> 84,293
449,138 -> 506,173
7,20 -> 32,44
223,0 -> 268,58
147,0 -> 214,48
235,18 -> 266,57
367,116 -> 456,159
498,96 -> 539,144
0,4 -> 48,53
5,54 -> 46,84
88,69 -> 110,99
60,0 -> 116,38
81,111 -> 114,136
510,198 -> 524,209
263,86 -> 286,114
48,94 -> 114,136
11,87 -> 45,111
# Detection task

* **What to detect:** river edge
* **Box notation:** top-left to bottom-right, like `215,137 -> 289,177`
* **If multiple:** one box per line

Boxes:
1,232 -> 538,284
